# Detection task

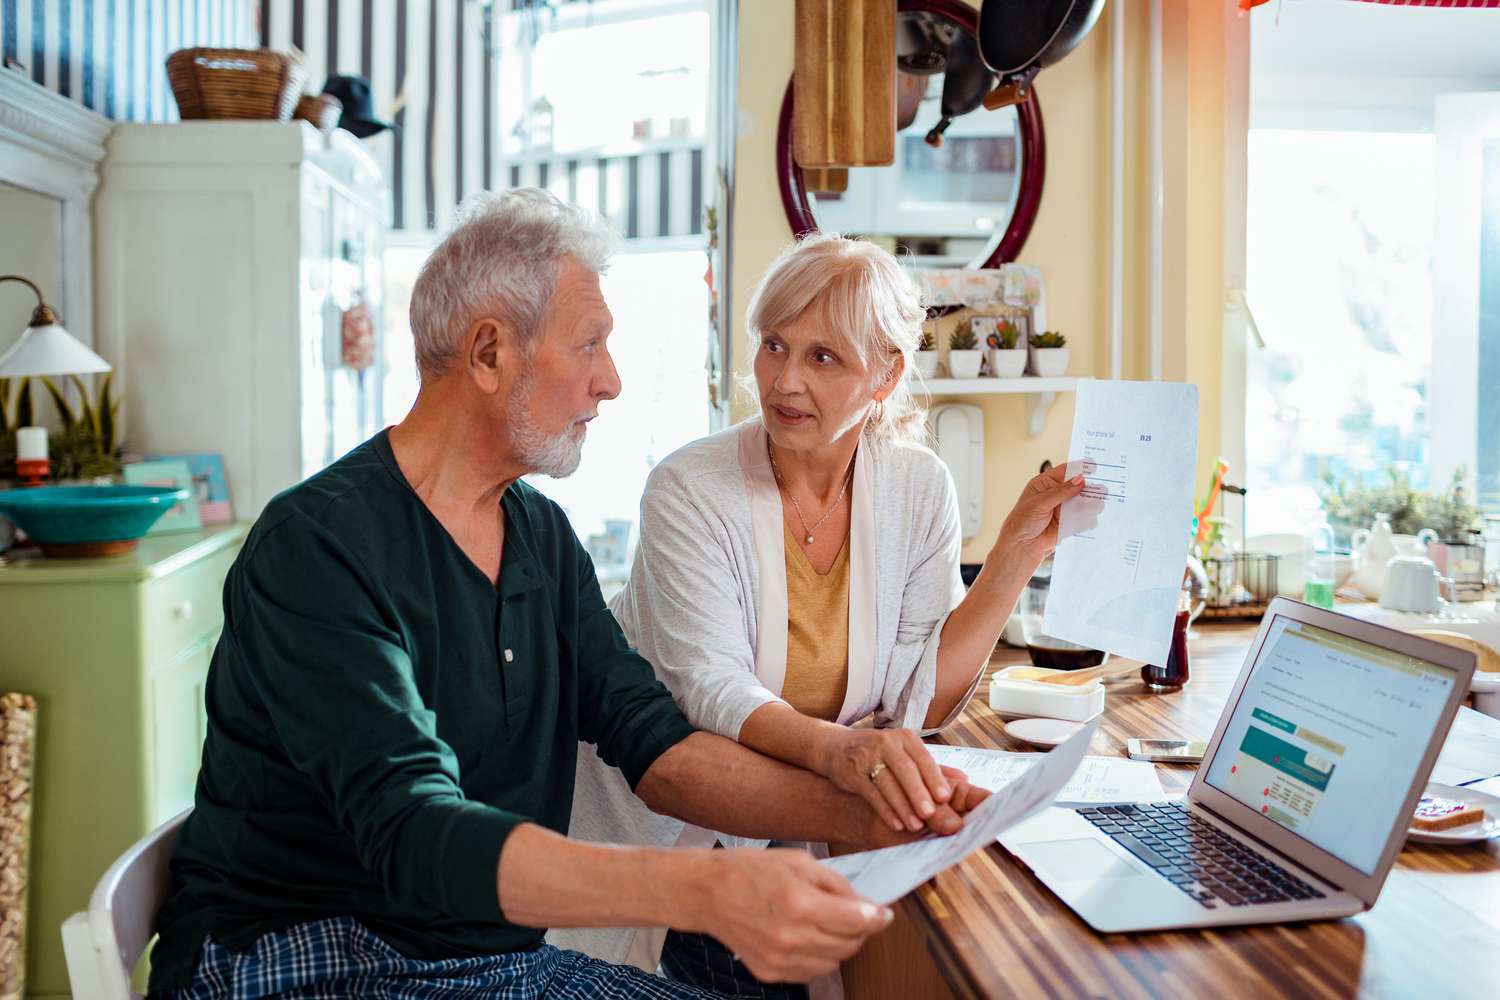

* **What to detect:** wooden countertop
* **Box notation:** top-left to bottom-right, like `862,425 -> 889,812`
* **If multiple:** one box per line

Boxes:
878,623 -> 1500,999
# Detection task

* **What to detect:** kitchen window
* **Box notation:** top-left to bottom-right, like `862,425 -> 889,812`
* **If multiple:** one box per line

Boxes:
1243,129 -> 1436,534
1242,1 -> 1500,537
383,0 -> 732,591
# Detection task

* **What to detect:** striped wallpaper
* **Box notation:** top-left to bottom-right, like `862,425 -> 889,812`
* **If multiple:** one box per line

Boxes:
258,0 -> 710,235
2,0 -> 710,237
0,0 -> 257,121
258,0 -> 495,233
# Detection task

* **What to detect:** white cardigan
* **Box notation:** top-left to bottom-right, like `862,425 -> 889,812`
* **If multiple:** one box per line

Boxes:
550,419 -> 972,971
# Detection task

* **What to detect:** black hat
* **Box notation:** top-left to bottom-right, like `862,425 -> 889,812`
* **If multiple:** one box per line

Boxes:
321,75 -> 393,139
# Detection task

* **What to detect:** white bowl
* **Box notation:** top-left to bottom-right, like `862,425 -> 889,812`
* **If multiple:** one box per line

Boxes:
1244,533 -> 1354,598
1004,716 -> 1088,749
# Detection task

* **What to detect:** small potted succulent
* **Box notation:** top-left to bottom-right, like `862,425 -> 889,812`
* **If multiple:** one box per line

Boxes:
947,325 -> 983,378
913,326 -> 939,378
985,319 -> 1026,378
1029,330 -> 1069,377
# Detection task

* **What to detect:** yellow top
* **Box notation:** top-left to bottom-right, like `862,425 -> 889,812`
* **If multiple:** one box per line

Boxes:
781,521 -> 851,722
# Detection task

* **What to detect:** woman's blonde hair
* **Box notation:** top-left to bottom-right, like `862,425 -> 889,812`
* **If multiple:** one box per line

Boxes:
745,232 -> 928,444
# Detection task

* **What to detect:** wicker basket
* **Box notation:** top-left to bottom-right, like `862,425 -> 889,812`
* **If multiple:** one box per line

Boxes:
0,694 -> 35,1000
166,47 -> 305,121
293,93 -> 343,131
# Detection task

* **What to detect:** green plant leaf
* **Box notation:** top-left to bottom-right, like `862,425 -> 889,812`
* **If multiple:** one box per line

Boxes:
948,327 -> 979,351
1317,465 -> 1479,543
69,374 -> 102,445
100,373 -> 117,450
0,378 -> 10,435
16,378 -> 33,428
40,376 -> 78,427
101,395 -> 119,457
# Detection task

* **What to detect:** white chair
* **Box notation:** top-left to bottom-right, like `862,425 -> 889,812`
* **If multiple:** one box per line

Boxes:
61,809 -> 190,1000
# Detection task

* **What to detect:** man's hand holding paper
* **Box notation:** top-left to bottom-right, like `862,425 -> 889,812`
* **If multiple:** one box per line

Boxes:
821,718 -> 1101,904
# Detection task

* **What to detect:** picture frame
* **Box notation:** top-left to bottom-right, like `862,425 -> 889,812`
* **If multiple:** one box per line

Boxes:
123,459 -> 202,534
146,452 -> 233,524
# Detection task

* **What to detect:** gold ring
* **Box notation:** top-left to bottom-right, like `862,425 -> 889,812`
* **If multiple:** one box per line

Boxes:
868,762 -> 888,783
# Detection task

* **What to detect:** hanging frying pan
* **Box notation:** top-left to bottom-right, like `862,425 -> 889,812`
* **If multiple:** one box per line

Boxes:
924,28 -> 997,148
896,71 -> 928,132
896,11 -> 959,76
977,0 -> 1107,109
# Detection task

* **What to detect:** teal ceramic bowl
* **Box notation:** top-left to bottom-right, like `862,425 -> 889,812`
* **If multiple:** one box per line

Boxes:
0,485 -> 191,556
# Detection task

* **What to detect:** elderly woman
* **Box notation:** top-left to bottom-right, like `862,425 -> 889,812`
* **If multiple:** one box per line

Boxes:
556,234 -> 1086,996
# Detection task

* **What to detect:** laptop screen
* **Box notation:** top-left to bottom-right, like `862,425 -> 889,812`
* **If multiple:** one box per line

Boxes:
1202,613 -> 1457,875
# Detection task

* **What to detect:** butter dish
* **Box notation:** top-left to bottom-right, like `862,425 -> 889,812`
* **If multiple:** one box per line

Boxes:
988,664 -> 1105,722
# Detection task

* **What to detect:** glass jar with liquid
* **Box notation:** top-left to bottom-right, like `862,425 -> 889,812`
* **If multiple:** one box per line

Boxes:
1140,589 -> 1193,692
1303,518 -> 1337,609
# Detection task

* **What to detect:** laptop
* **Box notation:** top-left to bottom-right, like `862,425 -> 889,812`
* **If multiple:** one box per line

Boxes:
999,597 -> 1477,932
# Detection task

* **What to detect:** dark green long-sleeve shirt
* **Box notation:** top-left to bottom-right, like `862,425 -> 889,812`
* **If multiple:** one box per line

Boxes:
148,430 -> 697,992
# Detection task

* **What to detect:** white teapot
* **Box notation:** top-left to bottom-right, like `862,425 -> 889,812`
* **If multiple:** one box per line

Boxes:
1351,513 -> 1439,601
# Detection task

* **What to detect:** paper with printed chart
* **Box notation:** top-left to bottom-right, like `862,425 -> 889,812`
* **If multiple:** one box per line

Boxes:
925,744 -> 1165,805
820,718 -> 1098,904
1042,380 -> 1199,666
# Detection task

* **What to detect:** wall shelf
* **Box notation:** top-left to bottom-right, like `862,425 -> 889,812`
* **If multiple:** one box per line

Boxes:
916,376 -> 1089,436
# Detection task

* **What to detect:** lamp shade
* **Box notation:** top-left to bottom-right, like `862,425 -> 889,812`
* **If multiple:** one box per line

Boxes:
0,321 -> 112,378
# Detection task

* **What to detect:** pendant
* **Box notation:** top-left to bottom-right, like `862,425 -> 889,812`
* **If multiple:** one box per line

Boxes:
805,534 -> 815,545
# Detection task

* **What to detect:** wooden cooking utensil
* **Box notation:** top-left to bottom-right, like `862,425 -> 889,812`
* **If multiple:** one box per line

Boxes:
793,0 -> 897,168
802,167 -> 849,193
1035,658 -> 1144,687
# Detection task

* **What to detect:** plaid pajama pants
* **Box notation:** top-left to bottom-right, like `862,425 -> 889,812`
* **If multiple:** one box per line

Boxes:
659,929 -> 810,1000
156,917 -> 725,999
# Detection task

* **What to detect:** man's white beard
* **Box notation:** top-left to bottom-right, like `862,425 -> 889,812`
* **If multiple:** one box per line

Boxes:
508,372 -> 585,478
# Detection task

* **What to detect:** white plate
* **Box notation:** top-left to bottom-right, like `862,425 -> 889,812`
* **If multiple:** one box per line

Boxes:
1337,603 -> 1500,695
1004,717 -> 1087,749
1406,782 -> 1500,844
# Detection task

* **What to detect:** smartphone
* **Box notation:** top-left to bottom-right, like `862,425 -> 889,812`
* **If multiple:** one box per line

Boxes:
1126,738 -> 1207,763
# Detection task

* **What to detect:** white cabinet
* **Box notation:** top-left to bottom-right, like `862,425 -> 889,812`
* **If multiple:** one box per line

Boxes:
96,121 -> 388,518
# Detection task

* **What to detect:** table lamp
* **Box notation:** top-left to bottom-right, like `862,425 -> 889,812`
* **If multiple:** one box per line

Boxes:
0,274 -> 112,485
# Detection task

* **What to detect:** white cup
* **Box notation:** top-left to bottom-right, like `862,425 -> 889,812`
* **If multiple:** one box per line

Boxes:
1379,556 -> 1451,614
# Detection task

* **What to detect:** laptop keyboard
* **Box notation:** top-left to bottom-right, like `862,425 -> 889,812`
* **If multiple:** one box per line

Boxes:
1075,802 -> 1327,908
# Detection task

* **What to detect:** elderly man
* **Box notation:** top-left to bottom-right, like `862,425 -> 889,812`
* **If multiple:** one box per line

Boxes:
148,188 -> 985,1000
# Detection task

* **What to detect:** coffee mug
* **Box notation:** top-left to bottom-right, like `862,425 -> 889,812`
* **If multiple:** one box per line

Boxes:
1379,556 -> 1452,614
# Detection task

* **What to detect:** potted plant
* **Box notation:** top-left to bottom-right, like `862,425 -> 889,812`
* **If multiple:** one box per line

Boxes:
39,374 -> 125,482
1029,330 -> 1069,377
985,319 -> 1026,378
948,325 -> 983,378
1317,467 -> 1478,545
913,326 -> 939,378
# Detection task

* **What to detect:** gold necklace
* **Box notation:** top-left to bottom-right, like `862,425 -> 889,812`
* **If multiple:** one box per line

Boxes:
767,445 -> 854,546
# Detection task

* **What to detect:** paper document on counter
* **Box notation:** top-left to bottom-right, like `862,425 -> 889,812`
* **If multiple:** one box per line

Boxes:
1043,380 -> 1199,665
926,744 -> 1166,805
821,718 -> 1099,904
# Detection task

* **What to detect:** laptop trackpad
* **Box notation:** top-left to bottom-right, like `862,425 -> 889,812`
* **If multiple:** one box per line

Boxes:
1022,838 -> 1149,882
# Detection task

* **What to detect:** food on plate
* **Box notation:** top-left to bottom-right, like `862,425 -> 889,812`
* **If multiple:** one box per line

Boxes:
1411,795 -> 1486,831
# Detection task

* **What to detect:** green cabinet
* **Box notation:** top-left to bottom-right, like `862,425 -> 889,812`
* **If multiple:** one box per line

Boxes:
0,525 -> 247,999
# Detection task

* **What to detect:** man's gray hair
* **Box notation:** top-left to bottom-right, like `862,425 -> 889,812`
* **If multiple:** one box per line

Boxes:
409,187 -> 617,380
